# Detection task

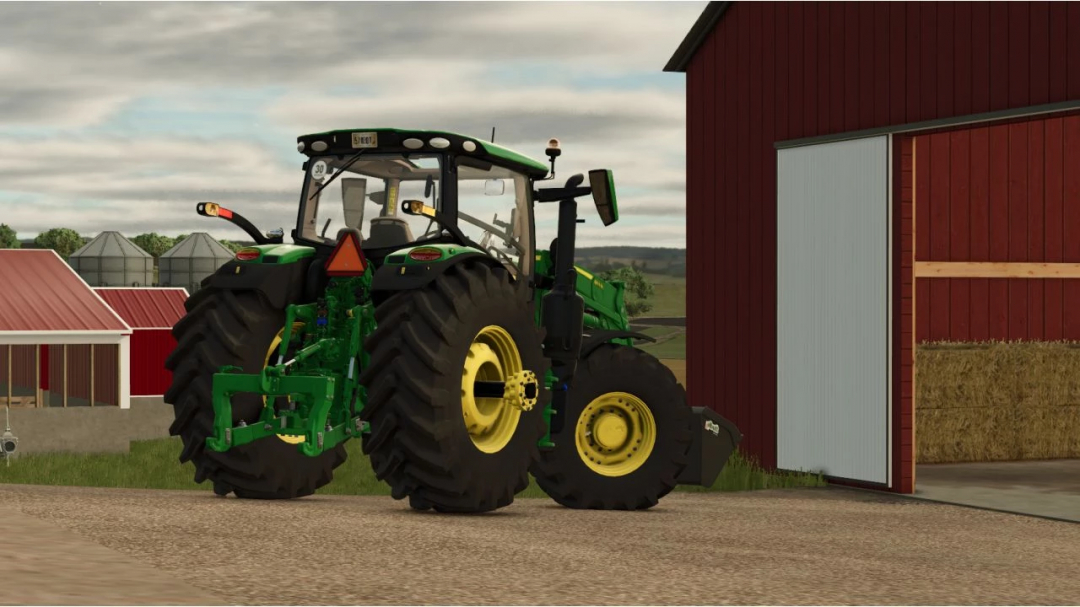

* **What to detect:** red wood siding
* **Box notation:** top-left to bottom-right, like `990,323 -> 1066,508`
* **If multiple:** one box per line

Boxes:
43,343 -> 120,406
94,344 -> 119,407
914,114 -> 1080,342
130,330 -> 177,396
685,1 -> 1080,472
0,345 -> 38,400
894,136 -> 914,494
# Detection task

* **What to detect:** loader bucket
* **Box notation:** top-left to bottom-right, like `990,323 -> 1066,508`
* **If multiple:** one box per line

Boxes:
676,407 -> 743,487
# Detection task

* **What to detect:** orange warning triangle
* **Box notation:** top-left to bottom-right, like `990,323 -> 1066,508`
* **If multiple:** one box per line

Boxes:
326,232 -> 367,276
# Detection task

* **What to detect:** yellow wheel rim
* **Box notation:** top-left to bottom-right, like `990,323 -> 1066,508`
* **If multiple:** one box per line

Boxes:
461,325 -> 524,454
263,322 -> 306,445
575,392 -> 656,477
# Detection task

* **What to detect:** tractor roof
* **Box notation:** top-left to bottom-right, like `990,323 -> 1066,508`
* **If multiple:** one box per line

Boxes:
296,128 -> 550,178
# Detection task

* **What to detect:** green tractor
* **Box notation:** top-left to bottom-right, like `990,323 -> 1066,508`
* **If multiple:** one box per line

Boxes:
165,128 -> 741,512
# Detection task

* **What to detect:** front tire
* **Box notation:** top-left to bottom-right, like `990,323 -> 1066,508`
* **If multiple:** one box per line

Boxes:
164,288 -> 347,499
359,261 -> 549,513
531,344 -> 692,510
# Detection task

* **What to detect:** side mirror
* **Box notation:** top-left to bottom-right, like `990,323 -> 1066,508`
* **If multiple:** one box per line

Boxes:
588,169 -> 619,226
484,179 -> 506,196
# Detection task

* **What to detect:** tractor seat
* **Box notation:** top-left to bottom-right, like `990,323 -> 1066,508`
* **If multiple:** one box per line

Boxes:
363,216 -> 415,249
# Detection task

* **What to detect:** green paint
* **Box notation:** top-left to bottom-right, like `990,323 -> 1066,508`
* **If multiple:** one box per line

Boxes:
207,270 -> 375,457
236,244 -> 316,264
386,243 -> 486,266
205,136 -> 640,456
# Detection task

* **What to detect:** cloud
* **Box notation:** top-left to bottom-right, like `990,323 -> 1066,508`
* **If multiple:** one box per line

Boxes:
0,2 -> 702,127
0,1 -> 702,247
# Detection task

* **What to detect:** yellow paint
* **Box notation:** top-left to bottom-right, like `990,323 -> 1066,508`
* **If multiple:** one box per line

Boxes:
574,266 -> 594,280
460,325 -> 525,454
575,392 -> 656,477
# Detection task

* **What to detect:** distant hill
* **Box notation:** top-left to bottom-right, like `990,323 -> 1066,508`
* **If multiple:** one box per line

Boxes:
576,246 -> 686,276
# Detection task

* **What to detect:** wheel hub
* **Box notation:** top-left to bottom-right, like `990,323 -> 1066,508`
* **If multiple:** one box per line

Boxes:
593,413 -> 629,449
460,325 -> 527,454
576,392 -> 657,477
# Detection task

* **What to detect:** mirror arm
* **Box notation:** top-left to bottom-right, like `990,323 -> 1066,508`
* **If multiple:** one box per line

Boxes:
196,202 -> 277,244
533,186 -> 592,204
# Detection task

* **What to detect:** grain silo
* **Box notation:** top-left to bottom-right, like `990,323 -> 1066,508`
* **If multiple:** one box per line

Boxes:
159,232 -> 234,293
67,231 -> 154,287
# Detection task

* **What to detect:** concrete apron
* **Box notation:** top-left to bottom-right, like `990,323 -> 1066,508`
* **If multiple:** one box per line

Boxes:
4,397 -> 175,454
910,460 -> 1080,523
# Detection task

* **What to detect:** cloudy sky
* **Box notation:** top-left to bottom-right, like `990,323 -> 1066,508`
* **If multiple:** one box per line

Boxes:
0,1 -> 703,248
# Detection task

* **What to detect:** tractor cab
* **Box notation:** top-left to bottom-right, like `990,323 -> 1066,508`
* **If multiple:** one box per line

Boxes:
291,129 -> 552,276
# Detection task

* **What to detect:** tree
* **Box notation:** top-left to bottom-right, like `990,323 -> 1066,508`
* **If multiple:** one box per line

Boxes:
218,239 -> 245,253
34,228 -> 85,260
0,224 -> 19,249
131,232 -> 175,258
600,266 -> 655,318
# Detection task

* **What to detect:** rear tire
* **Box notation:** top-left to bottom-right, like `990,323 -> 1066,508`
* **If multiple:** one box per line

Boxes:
165,288 -> 347,499
530,344 -> 692,510
359,261 -> 548,513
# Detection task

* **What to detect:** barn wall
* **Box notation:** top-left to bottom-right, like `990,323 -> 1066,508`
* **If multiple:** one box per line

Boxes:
686,1 -> 1080,469
914,114 -> 1080,342
94,344 -> 119,406
130,330 -> 176,396
894,135 -> 914,493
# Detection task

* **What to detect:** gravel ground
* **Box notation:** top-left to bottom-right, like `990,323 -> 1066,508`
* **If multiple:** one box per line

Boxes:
3,484 -> 1080,605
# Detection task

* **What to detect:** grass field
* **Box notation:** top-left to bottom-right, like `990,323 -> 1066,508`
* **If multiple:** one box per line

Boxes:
641,273 -> 685,318
0,437 -> 824,496
637,325 -> 687,360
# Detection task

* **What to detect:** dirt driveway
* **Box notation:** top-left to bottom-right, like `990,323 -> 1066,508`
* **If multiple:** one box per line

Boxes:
3,484 -> 1080,605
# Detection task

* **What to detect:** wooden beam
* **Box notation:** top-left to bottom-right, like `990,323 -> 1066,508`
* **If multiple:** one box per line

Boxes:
6,344 -> 11,408
90,344 -> 95,408
35,344 -> 40,408
914,261 -> 1080,278
62,344 -> 67,408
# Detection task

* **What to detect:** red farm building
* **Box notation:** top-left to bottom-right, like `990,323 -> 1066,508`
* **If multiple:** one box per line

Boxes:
0,250 -> 132,409
665,1 -> 1080,493
93,288 -> 188,397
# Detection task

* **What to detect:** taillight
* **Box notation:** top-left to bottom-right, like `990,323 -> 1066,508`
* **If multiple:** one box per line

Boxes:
236,248 -> 260,261
408,247 -> 443,262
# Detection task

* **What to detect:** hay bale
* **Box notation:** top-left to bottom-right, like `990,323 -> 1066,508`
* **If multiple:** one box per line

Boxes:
916,340 -> 1080,463
916,407 -> 1023,463
1016,406 -> 1080,459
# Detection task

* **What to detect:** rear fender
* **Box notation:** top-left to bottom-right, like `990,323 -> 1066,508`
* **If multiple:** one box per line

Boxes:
206,258 -> 312,310
371,248 -> 499,294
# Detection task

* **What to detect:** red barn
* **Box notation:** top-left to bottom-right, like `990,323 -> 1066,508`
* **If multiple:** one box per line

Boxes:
665,1 -> 1080,493
93,288 -> 188,397
0,250 -> 132,409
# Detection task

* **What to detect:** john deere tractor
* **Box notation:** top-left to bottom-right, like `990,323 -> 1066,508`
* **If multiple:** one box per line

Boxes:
165,128 -> 740,512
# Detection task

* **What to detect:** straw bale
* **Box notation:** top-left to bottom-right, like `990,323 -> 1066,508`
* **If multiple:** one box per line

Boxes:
915,341 -> 1080,462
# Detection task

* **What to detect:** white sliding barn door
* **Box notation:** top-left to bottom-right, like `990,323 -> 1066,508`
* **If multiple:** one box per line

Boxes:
776,136 -> 891,485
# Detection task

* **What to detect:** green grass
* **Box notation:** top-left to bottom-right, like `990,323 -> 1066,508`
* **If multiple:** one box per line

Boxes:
0,437 -> 824,496
638,332 -> 686,360
641,273 -> 685,318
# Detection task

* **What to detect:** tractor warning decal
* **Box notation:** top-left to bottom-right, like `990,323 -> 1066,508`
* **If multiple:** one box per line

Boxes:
705,420 -> 720,436
311,160 -> 328,182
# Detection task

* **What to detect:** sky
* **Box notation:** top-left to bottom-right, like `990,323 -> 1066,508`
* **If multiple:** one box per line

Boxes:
0,1 -> 705,249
